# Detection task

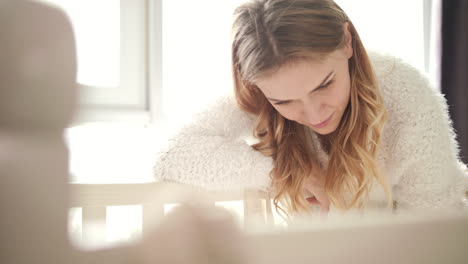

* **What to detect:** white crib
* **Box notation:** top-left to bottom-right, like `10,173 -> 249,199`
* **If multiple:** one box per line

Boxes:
68,182 -> 468,264
69,181 -> 274,243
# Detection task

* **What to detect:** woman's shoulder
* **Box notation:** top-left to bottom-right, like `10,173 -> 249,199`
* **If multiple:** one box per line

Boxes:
368,51 -> 442,120
368,51 -> 433,94
368,50 -> 397,79
369,52 -> 450,172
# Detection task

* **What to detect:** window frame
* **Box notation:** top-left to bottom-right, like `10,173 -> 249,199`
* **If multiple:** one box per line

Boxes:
73,0 -> 150,123
148,0 -> 164,125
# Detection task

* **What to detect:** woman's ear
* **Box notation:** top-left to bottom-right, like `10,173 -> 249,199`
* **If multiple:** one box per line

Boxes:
343,22 -> 353,59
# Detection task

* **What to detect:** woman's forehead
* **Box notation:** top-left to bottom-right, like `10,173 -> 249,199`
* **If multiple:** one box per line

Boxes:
256,56 -> 343,92
256,49 -> 347,83
255,65 -> 327,102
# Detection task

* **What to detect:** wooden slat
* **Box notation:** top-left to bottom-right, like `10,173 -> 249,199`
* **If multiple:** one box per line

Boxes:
82,206 -> 106,243
243,189 -> 269,226
69,182 -> 248,208
70,182 -> 276,233
69,183 -> 158,207
265,194 -> 274,225
142,203 -> 164,233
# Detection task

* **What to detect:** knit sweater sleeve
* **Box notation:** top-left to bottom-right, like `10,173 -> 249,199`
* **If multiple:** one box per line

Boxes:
153,95 -> 273,191
380,58 -> 467,210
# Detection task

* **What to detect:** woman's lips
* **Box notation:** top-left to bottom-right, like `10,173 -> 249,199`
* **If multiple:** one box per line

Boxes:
311,112 -> 334,129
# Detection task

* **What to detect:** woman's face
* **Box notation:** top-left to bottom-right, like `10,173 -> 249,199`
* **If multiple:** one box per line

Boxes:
256,48 -> 352,135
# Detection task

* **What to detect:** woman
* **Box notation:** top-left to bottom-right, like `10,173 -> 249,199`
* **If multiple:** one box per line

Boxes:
154,0 -> 467,216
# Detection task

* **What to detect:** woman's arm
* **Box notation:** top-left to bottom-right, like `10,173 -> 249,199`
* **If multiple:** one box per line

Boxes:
153,95 -> 273,191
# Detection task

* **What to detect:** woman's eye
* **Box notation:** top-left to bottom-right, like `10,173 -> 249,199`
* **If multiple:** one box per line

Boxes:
274,101 -> 291,106
273,81 -> 334,106
318,80 -> 334,90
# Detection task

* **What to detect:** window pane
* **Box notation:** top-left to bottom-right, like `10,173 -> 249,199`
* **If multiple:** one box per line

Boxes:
66,124 -> 158,183
162,0 -> 246,123
40,0 -> 120,87
336,0 -> 425,72
106,205 -> 142,244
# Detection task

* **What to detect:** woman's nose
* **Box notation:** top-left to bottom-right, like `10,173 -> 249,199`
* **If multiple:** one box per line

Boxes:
302,101 -> 324,125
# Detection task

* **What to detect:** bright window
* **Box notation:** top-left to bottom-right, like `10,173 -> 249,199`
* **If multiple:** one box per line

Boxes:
336,0 -> 426,73
39,0 -> 148,120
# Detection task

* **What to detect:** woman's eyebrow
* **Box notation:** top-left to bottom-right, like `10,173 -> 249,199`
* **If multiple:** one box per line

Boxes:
311,71 -> 335,91
267,71 -> 335,102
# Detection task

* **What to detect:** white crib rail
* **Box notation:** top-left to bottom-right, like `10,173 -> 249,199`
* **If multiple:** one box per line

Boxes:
69,181 -> 468,263
69,182 -> 273,240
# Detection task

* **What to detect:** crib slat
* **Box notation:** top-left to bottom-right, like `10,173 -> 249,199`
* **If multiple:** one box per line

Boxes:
82,206 -> 106,242
243,190 -> 268,226
142,203 -> 165,233
265,195 -> 274,225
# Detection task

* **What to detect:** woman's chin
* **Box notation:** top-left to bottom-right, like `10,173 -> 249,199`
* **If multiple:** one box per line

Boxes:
312,128 -> 335,135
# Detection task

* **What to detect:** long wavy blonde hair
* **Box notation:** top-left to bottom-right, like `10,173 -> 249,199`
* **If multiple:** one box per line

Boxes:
231,0 -> 392,215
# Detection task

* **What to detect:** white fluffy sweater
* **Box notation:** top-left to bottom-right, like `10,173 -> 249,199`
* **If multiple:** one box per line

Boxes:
154,52 -> 467,210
